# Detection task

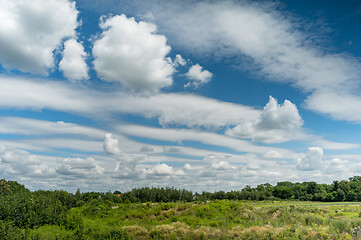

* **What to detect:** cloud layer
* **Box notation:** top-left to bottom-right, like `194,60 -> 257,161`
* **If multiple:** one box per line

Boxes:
226,96 -> 304,143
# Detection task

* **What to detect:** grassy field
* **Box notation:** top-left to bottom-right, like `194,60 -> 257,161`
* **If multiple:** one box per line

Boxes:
29,200 -> 361,239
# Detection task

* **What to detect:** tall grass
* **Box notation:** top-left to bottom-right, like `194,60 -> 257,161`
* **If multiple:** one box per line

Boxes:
23,200 -> 361,239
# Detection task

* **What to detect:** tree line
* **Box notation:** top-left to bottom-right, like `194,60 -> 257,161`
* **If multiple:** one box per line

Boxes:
202,176 -> 361,202
121,176 -> 361,203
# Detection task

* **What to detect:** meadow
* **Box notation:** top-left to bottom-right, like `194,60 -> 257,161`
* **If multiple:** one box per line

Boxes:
3,179 -> 361,239
26,200 -> 361,239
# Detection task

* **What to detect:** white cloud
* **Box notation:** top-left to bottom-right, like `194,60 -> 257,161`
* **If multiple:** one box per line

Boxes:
140,146 -> 154,152
59,38 -> 89,82
143,1 -> 361,123
102,133 -> 146,179
297,147 -> 323,171
0,0 -> 79,74
312,138 -> 361,150
0,76 -> 261,128
184,163 -> 192,170
146,163 -> 174,176
0,144 -> 55,177
15,138 -> 103,153
305,90 -> 361,123
56,157 -> 104,178
173,54 -> 186,67
257,96 -> 303,130
185,63 -> 212,88
93,14 -> 175,93
0,117 -> 105,139
323,158 -> 348,174
103,133 -> 121,155
133,93 -> 260,127
162,146 -> 181,153
59,157 -> 97,170
112,152 -> 146,179
264,151 -> 283,159
175,170 -> 185,176
247,162 -> 260,170
226,96 -> 304,143
116,124 -> 295,156
211,161 -> 234,170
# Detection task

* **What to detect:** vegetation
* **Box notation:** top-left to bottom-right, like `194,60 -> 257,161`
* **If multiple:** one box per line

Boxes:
3,177 -> 361,239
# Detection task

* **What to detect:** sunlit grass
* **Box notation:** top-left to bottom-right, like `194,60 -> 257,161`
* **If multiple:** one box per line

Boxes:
26,200 -> 361,239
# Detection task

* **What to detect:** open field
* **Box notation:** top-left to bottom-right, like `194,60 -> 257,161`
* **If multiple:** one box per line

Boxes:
27,200 -> 361,239
4,180 -> 361,239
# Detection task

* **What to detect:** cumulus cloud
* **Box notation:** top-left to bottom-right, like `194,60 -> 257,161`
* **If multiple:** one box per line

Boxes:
112,154 -> 146,179
0,145 -> 39,167
56,157 -> 104,178
103,133 -> 121,155
102,133 -> 146,179
146,163 -> 174,176
211,161 -> 235,170
0,144 -> 55,177
175,170 -> 185,176
184,163 -> 192,170
0,0 -> 79,73
323,157 -> 348,175
297,147 -> 323,171
257,96 -> 303,130
59,38 -> 89,82
93,14 -> 175,93
264,151 -> 283,159
185,63 -> 212,88
226,96 -> 304,143
173,54 -> 187,67
247,162 -> 260,170
101,133 -> 206,180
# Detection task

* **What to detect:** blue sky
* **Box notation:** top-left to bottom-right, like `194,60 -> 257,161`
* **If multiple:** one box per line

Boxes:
1,0 -> 361,192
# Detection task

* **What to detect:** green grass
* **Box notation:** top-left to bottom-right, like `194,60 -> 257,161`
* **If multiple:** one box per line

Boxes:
27,200 -> 361,239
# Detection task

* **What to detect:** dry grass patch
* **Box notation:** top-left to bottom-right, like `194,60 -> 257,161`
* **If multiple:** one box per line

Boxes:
193,226 -> 211,239
272,210 -> 280,219
172,222 -> 192,237
229,225 -> 285,239
154,224 -> 175,234
123,225 -> 148,238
